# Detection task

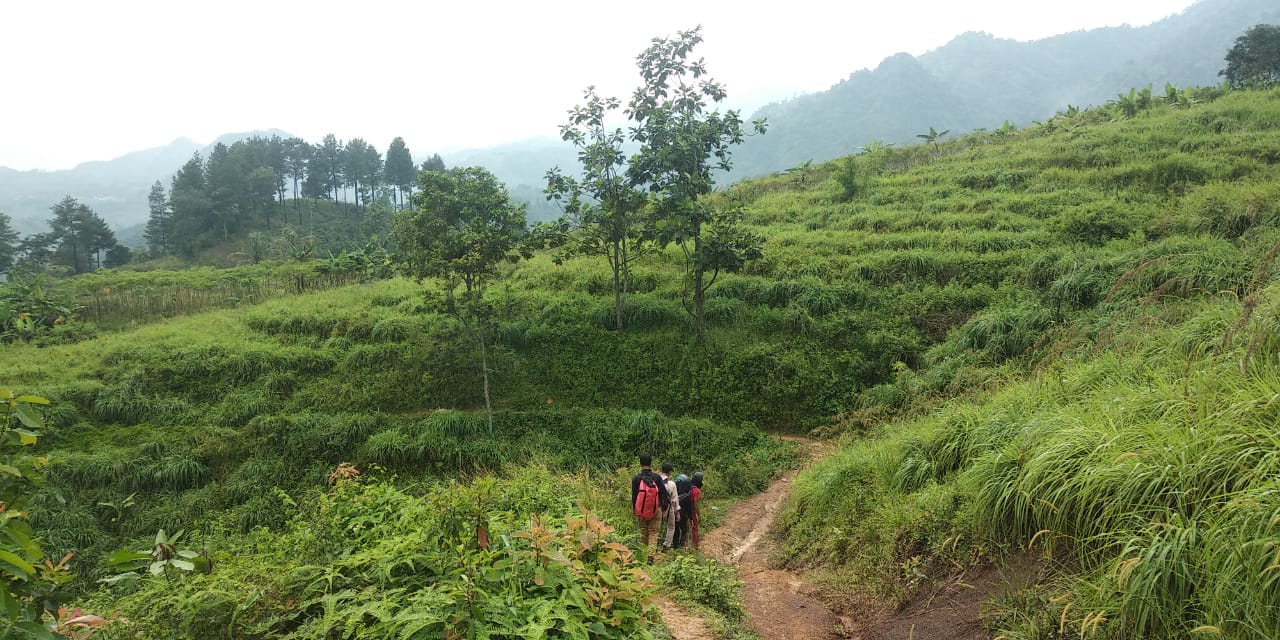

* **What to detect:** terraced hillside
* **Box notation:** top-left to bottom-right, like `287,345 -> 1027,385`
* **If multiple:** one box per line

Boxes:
3,87 -> 1279,639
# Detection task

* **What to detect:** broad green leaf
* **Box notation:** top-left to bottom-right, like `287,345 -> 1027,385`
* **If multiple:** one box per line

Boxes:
170,559 -> 195,571
13,396 -> 47,405
14,621 -> 56,640
13,429 -> 37,446
0,587 -> 15,622
150,560 -> 166,576
0,464 -> 22,478
12,405 -> 42,430
0,549 -> 36,580
177,549 -> 199,559
107,549 -> 151,571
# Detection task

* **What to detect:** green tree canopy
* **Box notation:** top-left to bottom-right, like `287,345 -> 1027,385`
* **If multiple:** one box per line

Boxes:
546,86 -> 646,332
625,26 -> 766,338
392,166 -> 527,295
421,154 -> 446,172
0,213 -> 17,271
391,166 -> 528,430
48,196 -> 118,274
384,137 -> 416,210
1221,24 -> 1280,88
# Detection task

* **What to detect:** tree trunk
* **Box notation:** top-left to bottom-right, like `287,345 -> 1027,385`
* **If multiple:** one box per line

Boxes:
612,240 -> 624,333
693,234 -> 705,339
479,321 -> 493,434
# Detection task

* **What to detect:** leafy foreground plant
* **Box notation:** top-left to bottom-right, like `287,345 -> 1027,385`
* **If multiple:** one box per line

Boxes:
89,470 -> 658,639
0,389 -> 109,639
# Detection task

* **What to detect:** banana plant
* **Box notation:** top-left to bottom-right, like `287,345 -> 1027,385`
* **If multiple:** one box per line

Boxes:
915,126 -> 950,157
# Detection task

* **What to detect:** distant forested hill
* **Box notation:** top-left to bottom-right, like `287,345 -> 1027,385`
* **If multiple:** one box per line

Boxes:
731,0 -> 1280,177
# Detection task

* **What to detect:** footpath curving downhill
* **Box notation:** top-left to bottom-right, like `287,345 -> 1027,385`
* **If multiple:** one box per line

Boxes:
657,437 -> 844,639
657,436 -> 1025,640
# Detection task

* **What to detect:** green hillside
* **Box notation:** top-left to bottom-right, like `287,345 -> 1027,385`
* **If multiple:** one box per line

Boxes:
4,87 -> 1280,638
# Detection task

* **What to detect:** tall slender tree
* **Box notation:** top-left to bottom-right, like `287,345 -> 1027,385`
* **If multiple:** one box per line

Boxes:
384,137 -> 415,210
143,181 -> 171,256
283,138 -> 311,222
626,26 -> 766,339
169,153 -> 213,256
547,86 -> 646,332
391,166 -> 529,432
319,135 -> 343,202
205,142 -> 245,239
0,212 -> 18,271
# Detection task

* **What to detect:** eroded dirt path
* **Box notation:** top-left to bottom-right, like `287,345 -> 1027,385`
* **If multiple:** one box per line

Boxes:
656,435 -> 1031,640
658,437 -> 845,640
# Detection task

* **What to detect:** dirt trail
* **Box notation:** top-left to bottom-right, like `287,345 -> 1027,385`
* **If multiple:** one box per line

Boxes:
657,436 -> 1027,640
658,438 -> 845,640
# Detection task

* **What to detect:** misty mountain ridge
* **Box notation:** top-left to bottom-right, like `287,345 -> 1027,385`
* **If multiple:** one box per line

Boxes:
3,0 -> 1278,237
730,0 -> 1280,176
0,130 -> 297,236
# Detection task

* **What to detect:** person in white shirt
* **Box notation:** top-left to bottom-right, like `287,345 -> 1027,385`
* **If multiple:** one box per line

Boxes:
659,463 -> 680,550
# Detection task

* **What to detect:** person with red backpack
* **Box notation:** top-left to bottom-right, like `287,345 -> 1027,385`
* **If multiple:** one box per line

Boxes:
630,454 -> 668,552
690,471 -> 703,550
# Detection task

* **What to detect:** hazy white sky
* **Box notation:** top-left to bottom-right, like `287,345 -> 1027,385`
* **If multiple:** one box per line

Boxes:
2,0 -> 1198,171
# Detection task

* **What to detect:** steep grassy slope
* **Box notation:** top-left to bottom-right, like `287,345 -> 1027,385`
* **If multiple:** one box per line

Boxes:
774,90 -> 1280,639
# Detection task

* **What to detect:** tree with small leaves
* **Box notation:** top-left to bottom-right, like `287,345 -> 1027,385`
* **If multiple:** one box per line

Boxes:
391,167 -> 528,430
1221,24 -> 1280,89
546,86 -> 647,332
0,212 -> 18,271
625,26 -> 766,339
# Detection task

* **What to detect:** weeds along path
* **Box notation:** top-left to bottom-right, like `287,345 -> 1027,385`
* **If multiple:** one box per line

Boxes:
657,435 -> 1027,639
659,436 -> 844,640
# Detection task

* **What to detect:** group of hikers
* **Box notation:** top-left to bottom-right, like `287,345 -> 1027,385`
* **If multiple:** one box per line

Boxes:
630,454 -> 703,553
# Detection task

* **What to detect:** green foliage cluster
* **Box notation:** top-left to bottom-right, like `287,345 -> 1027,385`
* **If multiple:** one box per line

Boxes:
656,555 -> 745,621
88,470 -> 657,639
0,274 -> 82,345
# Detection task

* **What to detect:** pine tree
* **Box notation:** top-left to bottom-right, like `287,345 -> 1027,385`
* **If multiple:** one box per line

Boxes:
143,180 -> 171,256
384,137 -> 415,210
169,153 -> 213,256
48,196 -> 118,273
421,154 -> 446,172
0,212 -> 18,271
283,138 -> 312,222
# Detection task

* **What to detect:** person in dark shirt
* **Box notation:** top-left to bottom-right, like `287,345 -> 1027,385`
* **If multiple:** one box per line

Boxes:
630,454 -> 663,551
674,473 -> 693,549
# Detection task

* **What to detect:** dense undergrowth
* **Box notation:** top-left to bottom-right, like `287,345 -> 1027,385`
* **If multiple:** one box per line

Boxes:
3,87 -> 1280,638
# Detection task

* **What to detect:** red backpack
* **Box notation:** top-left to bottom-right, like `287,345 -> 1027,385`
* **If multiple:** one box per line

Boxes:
634,475 -> 661,519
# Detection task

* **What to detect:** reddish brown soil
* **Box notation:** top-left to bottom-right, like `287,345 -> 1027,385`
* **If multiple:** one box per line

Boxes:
657,437 -> 1036,640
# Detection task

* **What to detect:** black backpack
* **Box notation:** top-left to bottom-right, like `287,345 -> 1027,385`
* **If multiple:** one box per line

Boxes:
675,476 -> 694,513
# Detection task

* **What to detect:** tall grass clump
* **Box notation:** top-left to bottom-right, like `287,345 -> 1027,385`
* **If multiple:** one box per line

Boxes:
785,283 -> 1280,638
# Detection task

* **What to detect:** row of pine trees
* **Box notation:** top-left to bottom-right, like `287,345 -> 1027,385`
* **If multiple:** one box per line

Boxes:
144,135 -> 444,257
